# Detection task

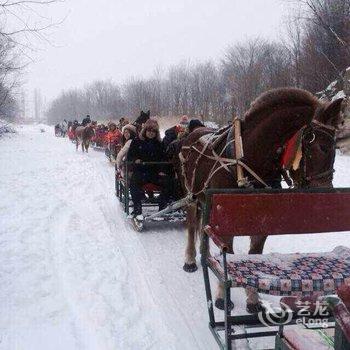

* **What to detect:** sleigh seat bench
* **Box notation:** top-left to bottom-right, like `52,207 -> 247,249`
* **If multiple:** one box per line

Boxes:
201,188 -> 350,350
208,246 -> 350,297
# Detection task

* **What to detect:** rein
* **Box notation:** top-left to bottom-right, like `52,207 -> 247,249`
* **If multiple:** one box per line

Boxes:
180,118 -> 337,199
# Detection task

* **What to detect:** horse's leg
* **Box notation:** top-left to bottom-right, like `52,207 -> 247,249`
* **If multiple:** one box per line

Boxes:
245,235 -> 268,313
213,236 -> 235,311
183,203 -> 198,272
214,281 -> 234,311
85,141 -> 89,153
75,138 -> 79,151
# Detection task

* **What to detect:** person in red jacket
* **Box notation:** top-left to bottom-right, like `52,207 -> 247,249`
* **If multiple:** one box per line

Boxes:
105,122 -> 122,161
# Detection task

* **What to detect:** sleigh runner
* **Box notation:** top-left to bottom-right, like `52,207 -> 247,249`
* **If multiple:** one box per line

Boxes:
201,187 -> 350,350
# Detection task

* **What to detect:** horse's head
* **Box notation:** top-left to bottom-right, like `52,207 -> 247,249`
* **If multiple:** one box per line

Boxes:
134,110 -> 150,126
290,98 -> 343,188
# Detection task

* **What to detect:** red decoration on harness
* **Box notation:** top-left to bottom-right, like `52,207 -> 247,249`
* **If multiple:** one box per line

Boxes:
281,128 -> 304,170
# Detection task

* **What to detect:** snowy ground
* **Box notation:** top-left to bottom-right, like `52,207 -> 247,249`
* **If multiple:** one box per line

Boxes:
0,125 -> 349,350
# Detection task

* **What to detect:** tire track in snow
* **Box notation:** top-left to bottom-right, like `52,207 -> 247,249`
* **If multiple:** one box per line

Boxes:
47,144 -> 179,350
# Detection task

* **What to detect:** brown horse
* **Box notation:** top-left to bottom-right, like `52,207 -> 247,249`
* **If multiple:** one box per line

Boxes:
75,125 -> 95,152
174,87 -> 343,312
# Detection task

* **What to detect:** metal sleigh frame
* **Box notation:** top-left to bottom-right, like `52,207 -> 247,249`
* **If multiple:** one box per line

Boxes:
200,187 -> 350,350
115,161 -> 187,221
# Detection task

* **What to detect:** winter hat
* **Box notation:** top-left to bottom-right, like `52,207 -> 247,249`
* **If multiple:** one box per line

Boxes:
180,115 -> 189,126
188,119 -> 205,133
122,124 -> 137,135
141,118 -> 161,141
109,122 -> 117,130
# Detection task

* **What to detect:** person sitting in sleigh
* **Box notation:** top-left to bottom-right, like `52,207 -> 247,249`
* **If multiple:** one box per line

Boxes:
127,119 -> 172,218
105,122 -> 122,161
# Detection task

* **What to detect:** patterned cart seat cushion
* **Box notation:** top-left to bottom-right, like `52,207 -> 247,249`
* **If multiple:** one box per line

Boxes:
209,246 -> 350,296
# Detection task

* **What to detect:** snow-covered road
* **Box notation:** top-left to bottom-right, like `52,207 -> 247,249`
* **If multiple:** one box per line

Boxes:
1,125 -> 350,350
0,125 -> 219,350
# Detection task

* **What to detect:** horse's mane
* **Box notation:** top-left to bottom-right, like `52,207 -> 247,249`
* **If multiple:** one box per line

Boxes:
244,87 -> 319,129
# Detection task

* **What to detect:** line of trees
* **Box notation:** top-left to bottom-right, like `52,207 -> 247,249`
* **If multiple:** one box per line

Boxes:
47,0 -> 350,125
0,0 -> 62,120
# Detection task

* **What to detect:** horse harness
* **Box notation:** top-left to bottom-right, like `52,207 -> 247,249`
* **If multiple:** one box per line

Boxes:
179,119 -> 337,198
179,120 -> 270,198
287,119 -> 337,187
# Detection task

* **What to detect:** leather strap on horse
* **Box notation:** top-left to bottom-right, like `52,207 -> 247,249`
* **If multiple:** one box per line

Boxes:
179,123 -> 270,197
312,119 -> 337,132
234,117 -> 249,187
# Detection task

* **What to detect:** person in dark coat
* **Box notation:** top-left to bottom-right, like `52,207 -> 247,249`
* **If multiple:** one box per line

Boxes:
127,119 -> 171,217
162,115 -> 189,150
188,119 -> 205,133
71,119 -> 80,133
165,119 -> 205,160
82,115 -> 91,126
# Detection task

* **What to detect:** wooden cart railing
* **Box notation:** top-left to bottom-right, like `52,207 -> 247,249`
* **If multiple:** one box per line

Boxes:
201,188 -> 350,350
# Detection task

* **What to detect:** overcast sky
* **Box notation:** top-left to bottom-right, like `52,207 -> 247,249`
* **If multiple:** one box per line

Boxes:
24,0 -> 288,103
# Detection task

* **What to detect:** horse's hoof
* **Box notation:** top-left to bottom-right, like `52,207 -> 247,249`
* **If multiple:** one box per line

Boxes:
215,298 -> 234,311
183,263 -> 198,273
246,303 -> 265,314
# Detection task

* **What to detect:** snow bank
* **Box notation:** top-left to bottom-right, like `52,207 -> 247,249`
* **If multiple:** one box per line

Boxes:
0,125 -> 216,350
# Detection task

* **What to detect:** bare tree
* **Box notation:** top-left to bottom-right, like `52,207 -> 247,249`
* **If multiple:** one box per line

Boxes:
223,39 -> 293,115
189,61 -> 219,120
0,0 -> 64,120
283,10 -> 304,87
286,0 -> 350,91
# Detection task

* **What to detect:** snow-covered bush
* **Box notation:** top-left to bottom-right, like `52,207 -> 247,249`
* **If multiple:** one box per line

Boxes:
0,119 -> 16,138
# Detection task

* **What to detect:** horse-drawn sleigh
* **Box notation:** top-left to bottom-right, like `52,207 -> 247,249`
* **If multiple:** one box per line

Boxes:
66,86 -> 350,348
163,87 -> 350,348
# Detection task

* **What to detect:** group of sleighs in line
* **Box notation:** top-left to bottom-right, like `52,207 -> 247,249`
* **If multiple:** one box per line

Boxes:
58,110 -> 207,220
55,87 -> 350,349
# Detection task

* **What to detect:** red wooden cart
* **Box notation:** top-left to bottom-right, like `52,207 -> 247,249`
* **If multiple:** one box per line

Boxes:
201,188 -> 350,349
